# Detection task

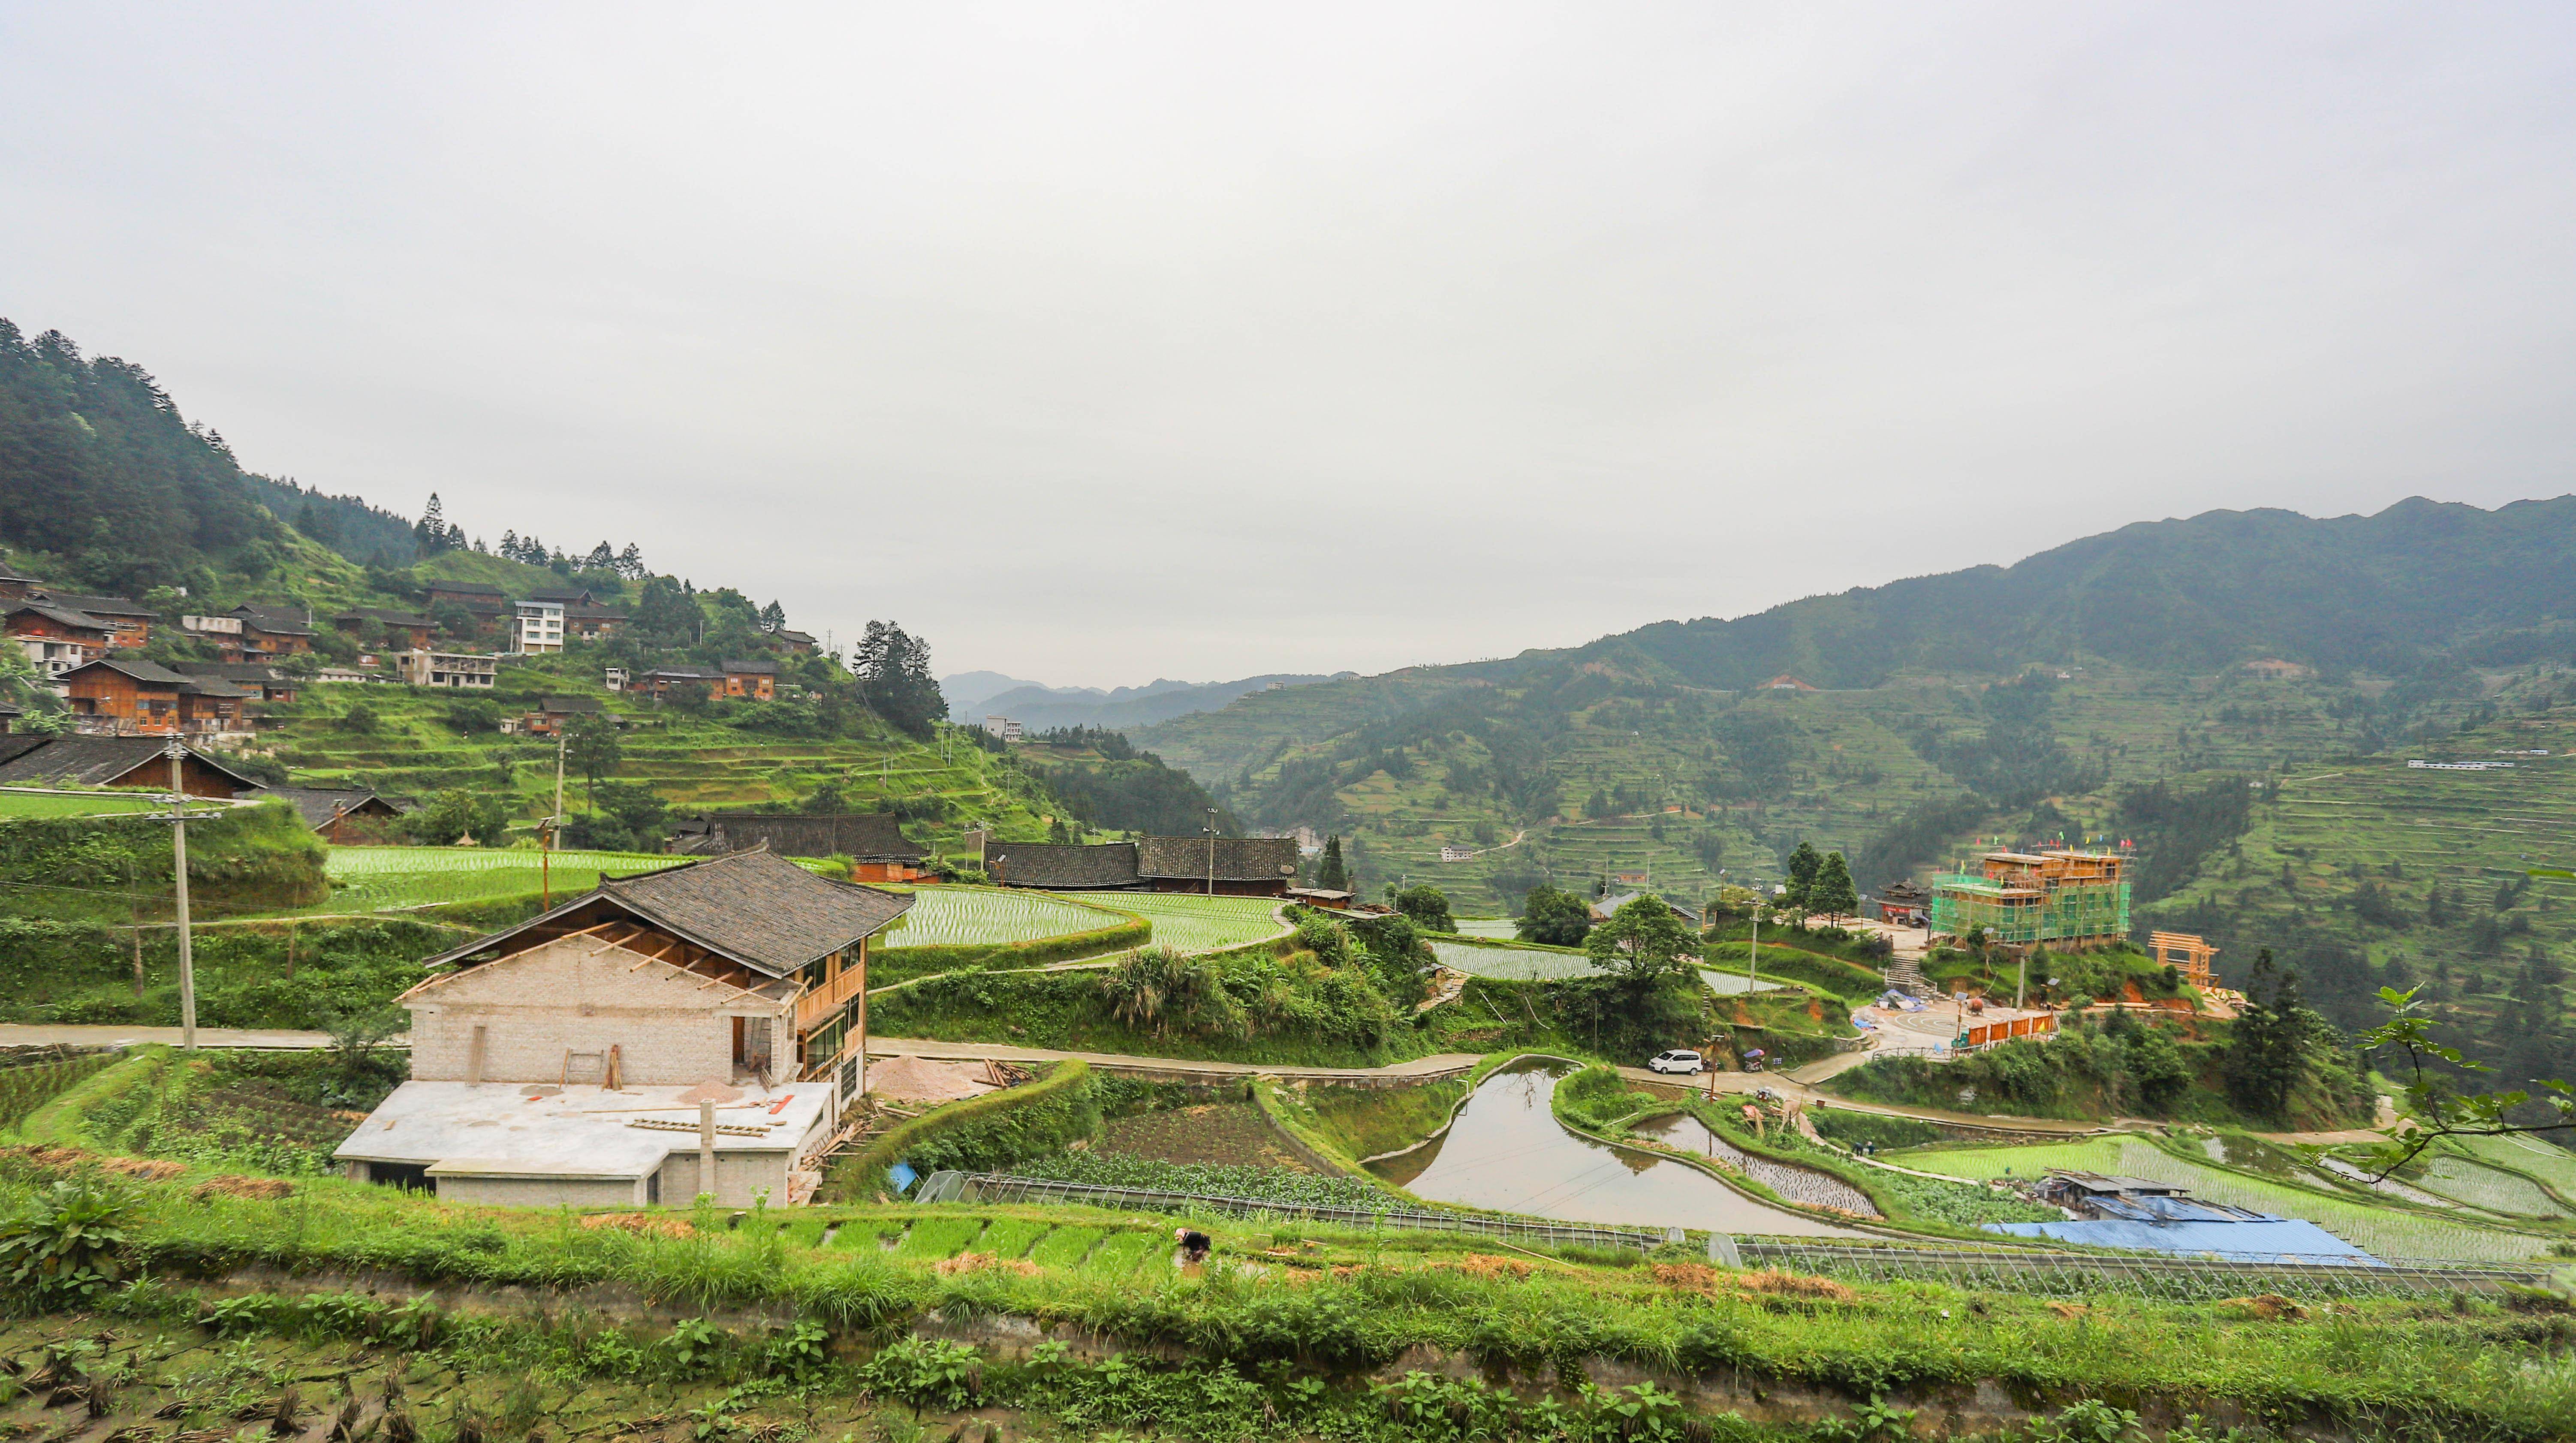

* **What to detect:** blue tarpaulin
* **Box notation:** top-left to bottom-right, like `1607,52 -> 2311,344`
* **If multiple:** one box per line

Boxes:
888,1162 -> 919,1196
1984,1215 -> 2383,1266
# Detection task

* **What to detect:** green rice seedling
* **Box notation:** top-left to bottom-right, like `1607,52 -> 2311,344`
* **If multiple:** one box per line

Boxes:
969,1218 -> 1052,1260
831,1218 -> 910,1250
1078,1229 -> 1166,1279
884,889 -> 1120,949
779,1217 -> 832,1248
892,1216 -> 988,1260
1024,1226 -> 1106,1270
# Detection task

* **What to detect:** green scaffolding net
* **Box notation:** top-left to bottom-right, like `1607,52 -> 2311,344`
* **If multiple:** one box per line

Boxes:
1930,874 -> 2130,944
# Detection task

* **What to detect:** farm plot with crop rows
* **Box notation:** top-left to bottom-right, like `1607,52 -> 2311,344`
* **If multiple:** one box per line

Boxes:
882,888 -> 1125,949
1000,1151 -> 1396,1212
2419,1155 -> 2568,1217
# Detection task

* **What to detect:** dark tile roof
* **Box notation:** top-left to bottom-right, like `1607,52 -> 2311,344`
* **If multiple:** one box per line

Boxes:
985,840 -> 1141,889
642,666 -> 722,680
721,658 -> 778,675
774,630 -> 816,645
233,606 -> 314,636
1135,835 -> 1301,883
334,607 -> 434,628
566,603 -> 629,620
426,849 -> 910,978
0,737 -> 262,791
259,786 -> 408,830
677,812 -> 924,862
32,590 -> 153,618
6,601 -> 113,633
66,657 -> 250,698
172,662 -> 298,686
525,587 -> 597,604
537,695 -> 605,714
0,735 -> 50,768
427,580 -> 507,596
63,657 -> 193,688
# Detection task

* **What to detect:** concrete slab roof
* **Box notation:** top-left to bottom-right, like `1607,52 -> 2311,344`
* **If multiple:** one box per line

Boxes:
334,1078 -> 831,1176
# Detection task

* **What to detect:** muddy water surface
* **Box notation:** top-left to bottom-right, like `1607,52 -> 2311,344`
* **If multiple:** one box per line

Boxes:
1367,1062 -> 1869,1237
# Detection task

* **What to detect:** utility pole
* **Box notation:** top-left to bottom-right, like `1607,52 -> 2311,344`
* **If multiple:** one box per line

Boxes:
1747,895 -> 1760,993
1205,807 -> 1218,896
164,739 -> 196,1052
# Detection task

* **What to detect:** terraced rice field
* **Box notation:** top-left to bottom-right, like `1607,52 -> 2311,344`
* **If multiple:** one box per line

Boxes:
1891,1137 -> 2557,1262
0,789 -> 186,817
882,888 -> 1127,949
2451,1133 -> 2576,1199
1452,918 -> 1520,940
1061,892 -> 1285,952
318,845 -> 698,910
1428,939 -> 1595,981
2419,1154 -> 2569,1217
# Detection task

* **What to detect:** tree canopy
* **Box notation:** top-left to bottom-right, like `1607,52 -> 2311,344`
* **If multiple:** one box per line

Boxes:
1584,894 -> 1701,981
1517,885 -> 1594,947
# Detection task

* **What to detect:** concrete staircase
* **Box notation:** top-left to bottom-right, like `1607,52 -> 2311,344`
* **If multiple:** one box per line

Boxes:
1883,953 -> 1931,999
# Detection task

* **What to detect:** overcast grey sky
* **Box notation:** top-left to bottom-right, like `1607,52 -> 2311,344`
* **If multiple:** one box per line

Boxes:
5,3 -> 2572,686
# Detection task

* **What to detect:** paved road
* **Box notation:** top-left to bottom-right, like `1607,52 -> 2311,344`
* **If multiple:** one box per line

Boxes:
868,1037 -> 1483,1082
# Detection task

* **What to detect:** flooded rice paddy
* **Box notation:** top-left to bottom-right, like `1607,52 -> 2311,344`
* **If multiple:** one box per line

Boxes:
1368,1061 -> 1870,1237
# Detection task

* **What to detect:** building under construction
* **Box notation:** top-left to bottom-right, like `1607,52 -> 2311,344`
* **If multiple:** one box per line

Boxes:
1930,850 -> 2131,948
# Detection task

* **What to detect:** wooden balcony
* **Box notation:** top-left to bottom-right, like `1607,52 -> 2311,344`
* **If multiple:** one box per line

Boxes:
795,963 -> 865,1032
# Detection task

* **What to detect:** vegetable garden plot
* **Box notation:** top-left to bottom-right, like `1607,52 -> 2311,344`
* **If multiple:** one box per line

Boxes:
1000,1152 -> 1389,1210
884,888 -> 1122,948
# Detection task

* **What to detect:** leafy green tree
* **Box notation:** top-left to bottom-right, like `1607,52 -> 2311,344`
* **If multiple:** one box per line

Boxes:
1584,894 -> 1701,981
2359,984 -> 2576,1178
1808,850 -> 1859,920
564,713 -> 623,812
1393,883 -> 1456,934
2223,949 -> 2327,1123
1783,841 -> 1823,908
1316,835 -> 1347,891
401,789 -> 513,847
1517,885 -> 1594,947
632,575 -> 700,642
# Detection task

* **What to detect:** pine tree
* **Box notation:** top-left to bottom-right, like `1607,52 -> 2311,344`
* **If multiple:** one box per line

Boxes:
1317,835 -> 1347,891
1808,851 -> 1859,919
414,493 -> 452,554
500,529 -> 518,557
759,600 -> 787,633
585,541 -> 616,572
616,543 -> 644,579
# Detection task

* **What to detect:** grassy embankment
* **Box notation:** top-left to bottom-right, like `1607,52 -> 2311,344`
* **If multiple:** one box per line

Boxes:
5,1142 -> 2571,1436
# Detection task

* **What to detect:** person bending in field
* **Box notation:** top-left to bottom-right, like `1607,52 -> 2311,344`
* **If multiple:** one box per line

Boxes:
1173,1227 -> 1212,1266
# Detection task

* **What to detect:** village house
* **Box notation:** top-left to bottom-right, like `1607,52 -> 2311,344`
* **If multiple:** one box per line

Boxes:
0,735 -> 262,797
260,785 -> 409,843
183,605 -> 315,660
771,629 -> 818,655
332,607 -> 437,651
30,590 -> 155,648
566,599 -> 629,642
390,648 -> 500,689
1759,674 -> 1818,691
669,813 -> 930,882
506,695 -> 607,737
0,566 -> 38,602
983,835 -> 1300,896
335,850 -> 910,1207
6,600 -> 114,677
172,661 -> 302,708
57,658 -> 256,738
514,598 -> 566,654
720,659 -> 776,699
425,580 -> 512,618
